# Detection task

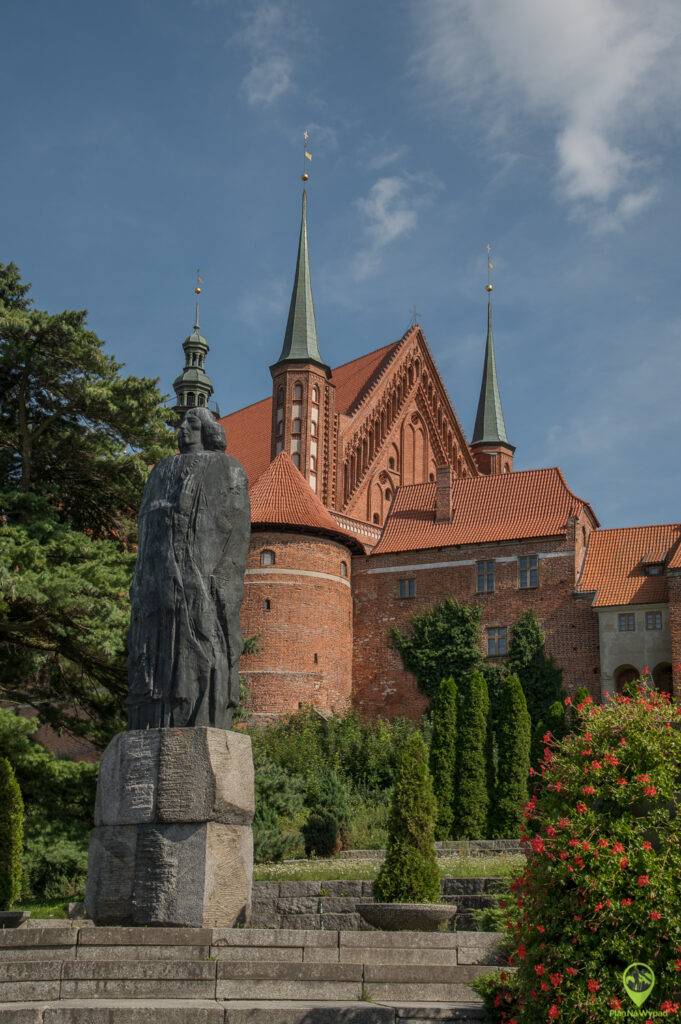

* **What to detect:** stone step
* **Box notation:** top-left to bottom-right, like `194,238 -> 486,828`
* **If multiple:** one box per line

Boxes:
0,958 -> 495,1005
0,1000 -> 486,1024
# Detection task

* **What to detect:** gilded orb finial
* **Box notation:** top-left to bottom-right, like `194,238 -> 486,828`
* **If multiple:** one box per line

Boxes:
301,130 -> 312,183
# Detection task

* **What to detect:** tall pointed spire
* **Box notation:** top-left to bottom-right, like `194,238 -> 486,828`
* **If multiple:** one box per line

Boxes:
470,247 -> 515,474
276,189 -> 326,368
472,292 -> 509,445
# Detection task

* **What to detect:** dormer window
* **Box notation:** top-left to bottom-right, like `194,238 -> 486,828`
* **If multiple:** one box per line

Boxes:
643,563 -> 664,576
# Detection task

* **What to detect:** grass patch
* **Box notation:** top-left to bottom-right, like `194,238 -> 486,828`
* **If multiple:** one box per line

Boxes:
16,898 -> 71,918
254,853 -> 525,882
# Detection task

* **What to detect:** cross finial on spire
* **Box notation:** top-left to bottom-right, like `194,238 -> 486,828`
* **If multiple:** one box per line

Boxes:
301,130 -> 312,182
194,269 -> 203,330
408,304 -> 420,327
486,243 -> 494,294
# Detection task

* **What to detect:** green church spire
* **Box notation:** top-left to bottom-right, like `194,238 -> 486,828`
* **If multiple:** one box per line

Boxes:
276,189 -> 326,368
472,286 -> 510,446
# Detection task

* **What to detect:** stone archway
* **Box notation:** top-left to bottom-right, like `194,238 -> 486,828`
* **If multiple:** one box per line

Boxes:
614,665 -> 639,694
652,662 -> 672,695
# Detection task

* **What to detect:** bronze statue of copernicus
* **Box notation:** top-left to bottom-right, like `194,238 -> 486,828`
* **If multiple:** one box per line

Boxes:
127,407 -> 251,730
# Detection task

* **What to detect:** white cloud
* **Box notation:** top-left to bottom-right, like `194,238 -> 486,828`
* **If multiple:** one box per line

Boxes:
413,0 -> 681,225
234,3 -> 303,107
353,174 -> 437,279
366,146 -> 408,171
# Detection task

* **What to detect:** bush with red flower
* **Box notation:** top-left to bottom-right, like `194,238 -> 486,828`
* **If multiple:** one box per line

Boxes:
475,685 -> 681,1023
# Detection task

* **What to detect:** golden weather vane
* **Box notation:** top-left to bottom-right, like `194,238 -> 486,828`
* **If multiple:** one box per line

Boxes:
486,243 -> 494,293
301,130 -> 312,182
194,269 -> 203,328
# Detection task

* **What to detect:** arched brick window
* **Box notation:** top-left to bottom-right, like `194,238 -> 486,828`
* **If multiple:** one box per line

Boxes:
652,662 -> 672,695
293,382 -> 303,401
263,599 -> 271,611
260,549 -> 275,567
340,561 -> 348,578
312,385 -> 320,403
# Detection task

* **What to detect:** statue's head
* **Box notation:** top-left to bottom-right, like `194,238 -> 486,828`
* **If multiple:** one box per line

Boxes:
178,407 -> 227,454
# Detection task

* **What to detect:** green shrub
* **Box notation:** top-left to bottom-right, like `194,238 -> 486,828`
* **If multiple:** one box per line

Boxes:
253,749 -> 305,864
454,671 -> 489,839
0,709 -> 95,900
429,677 -> 458,840
488,686 -> 681,1024
0,756 -> 24,909
302,771 -> 351,857
374,731 -> 440,903
346,791 -> 390,850
508,611 -> 564,730
490,673 -> 531,838
390,599 -> 482,702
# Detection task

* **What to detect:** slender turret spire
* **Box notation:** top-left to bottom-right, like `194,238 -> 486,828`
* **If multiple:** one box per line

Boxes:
470,246 -> 514,474
173,271 -> 215,414
276,188 -> 326,368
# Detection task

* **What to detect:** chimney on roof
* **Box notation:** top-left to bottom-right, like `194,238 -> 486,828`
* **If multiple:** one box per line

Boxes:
435,465 -> 453,523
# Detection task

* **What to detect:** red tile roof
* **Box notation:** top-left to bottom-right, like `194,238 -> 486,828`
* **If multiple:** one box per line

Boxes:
220,340 -> 402,484
371,468 -> 594,555
668,541 -> 681,570
577,524 -> 681,606
249,451 -> 363,551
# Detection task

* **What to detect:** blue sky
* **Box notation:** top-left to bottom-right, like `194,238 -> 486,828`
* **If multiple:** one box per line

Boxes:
2,0 -> 680,527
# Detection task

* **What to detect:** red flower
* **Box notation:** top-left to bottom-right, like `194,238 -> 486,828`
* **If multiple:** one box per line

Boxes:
549,973 -> 563,988
605,753 -> 620,766
643,786 -> 658,797
642,841 -> 653,851
531,837 -> 546,854
661,1001 -> 680,1015
587,979 -> 600,993
564,696 -> 572,706
547,826 -> 557,837
566,967 -> 577,976
616,777 -> 628,787
582,785 -> 596,796
597,838 -> 609,848
535,964 -> 545,976
621,898 -> 633,907
674,959 -> 681,971
650,910 -> 662,921
612,842 -> 625,854
516,946 -> 526,960
609,997 -> 622,1010
590,760 -> 602,771
558,817 -> 571,828
637,874 -> 650,887
548,1005 -> 560,1020
576,801 -> 588,814
619,857 -> 629,870
636,773 -> 652,783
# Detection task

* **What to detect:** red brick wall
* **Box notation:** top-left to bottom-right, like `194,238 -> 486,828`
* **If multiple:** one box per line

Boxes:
668,573 -> 681,699
240,529 -> 353,718
351,534 -> 601,720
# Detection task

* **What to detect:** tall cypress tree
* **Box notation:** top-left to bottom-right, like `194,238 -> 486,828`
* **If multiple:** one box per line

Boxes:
0,756 -> 24,911
454,671 -> 490,839
491,673 -> 531,837
429,677 -> 458,840
508,611 -> 564,727
374,731 -> 440,903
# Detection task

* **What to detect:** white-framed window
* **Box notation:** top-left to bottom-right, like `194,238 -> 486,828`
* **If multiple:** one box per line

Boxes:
487,626 -> 507,656
312,384 -> 320,404
618,613 -> 636,632
260,550 -> 275,566
476,560 -> 495,593
399,578 -> 416,599
519,555 -> 539,589
645,611 -> 662,630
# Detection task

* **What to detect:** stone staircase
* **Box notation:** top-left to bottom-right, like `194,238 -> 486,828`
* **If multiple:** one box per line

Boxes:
0,925 -> 504,1022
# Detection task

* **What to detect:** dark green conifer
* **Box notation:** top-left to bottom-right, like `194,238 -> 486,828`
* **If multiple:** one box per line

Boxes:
454,671 -> 490,839
374,732 -> 440,903
0,756 -> 24,910
429,677 -> 458,840
491,673 -> 531,837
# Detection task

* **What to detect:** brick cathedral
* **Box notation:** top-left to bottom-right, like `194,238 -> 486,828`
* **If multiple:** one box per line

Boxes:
173,190 -> 680,721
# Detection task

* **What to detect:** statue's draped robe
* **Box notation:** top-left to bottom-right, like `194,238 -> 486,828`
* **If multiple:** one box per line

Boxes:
127,450 -> 250,729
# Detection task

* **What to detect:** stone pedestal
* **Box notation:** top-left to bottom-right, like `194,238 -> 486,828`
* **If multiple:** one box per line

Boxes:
85,727 -> 254,928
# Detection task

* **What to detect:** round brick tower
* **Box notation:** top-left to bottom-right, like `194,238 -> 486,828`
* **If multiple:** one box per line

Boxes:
240,452 -> 362,720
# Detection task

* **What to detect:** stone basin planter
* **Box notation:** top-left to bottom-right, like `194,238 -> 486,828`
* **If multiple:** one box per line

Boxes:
0,911 -> 30,929
357,902 -> 457,931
